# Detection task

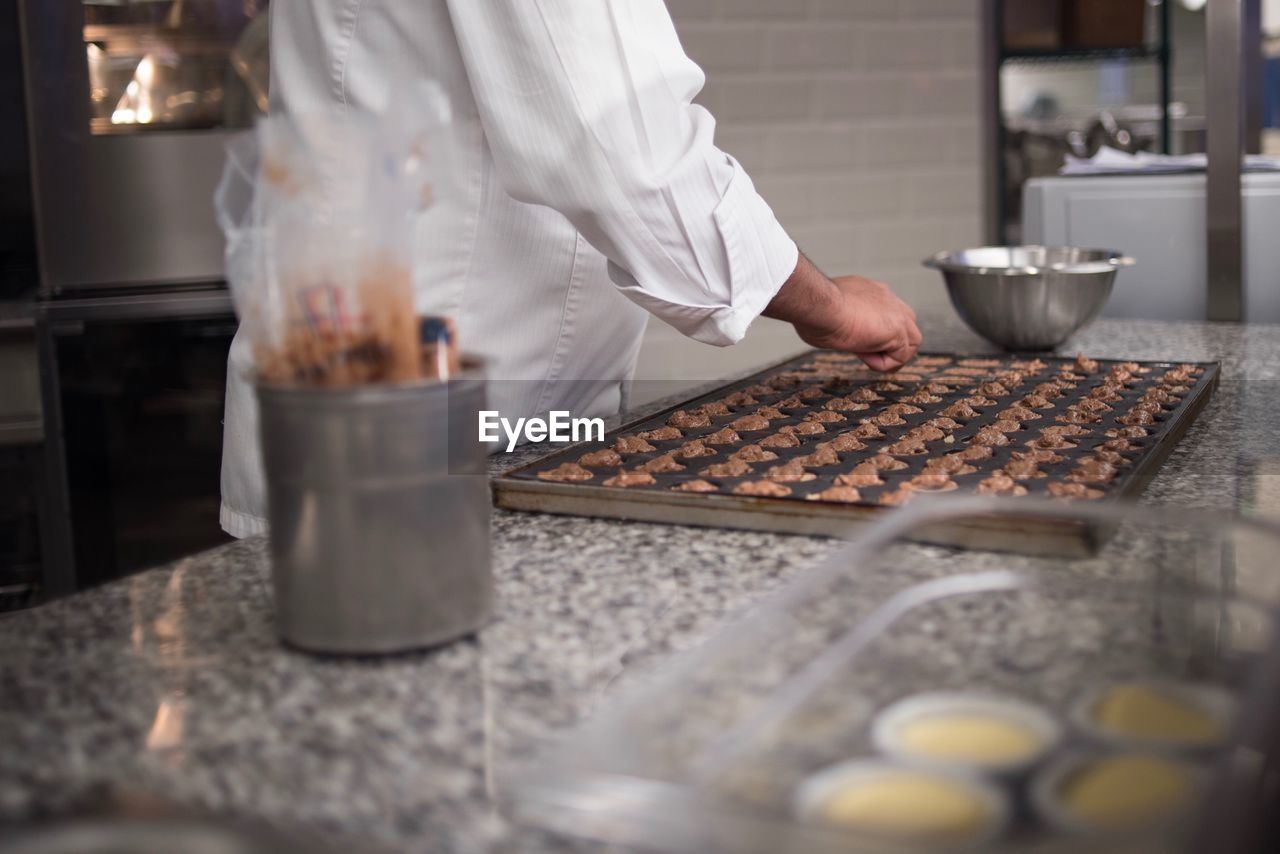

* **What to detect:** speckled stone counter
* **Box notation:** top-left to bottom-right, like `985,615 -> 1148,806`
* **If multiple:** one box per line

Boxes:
3,316 -> 1280,852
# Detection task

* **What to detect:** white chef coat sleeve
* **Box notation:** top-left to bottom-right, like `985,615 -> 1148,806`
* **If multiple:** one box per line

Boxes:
444,0 -> 799,347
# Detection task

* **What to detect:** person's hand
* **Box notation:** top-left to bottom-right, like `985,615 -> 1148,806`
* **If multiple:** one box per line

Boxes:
764,256 -> 922,373
798,274 -> 921,372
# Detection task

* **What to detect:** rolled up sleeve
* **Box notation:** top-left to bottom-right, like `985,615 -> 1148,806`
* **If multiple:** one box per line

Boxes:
444,0 -> 798,346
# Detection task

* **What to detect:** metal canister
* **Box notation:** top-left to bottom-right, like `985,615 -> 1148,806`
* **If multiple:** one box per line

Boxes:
257,362 -> 491,654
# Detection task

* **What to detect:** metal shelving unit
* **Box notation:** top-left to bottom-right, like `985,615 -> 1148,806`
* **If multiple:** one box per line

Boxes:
1002,45 -> 1163,63
983,0 -> 1174,245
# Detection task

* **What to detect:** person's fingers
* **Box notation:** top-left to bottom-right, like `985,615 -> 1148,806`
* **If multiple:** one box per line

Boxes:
857,340 -> 916,373
905,319 -> 923,346
856,352 -> 899,372
886,341 -> 918,366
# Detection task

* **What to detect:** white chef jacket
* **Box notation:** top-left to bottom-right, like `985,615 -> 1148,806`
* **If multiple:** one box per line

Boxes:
220,0 -> 800,537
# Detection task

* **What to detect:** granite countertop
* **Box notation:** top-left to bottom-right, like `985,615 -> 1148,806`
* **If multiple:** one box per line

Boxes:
3,315 -> 1279,852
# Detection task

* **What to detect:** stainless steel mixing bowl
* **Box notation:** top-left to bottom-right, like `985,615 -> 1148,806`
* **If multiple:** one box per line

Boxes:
923,246 -> 1132,351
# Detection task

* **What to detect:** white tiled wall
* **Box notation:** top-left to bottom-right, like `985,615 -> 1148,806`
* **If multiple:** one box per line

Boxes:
633,0 -> 984,400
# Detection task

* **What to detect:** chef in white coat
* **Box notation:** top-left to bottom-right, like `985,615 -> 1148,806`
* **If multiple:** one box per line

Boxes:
220,0 -> 922,538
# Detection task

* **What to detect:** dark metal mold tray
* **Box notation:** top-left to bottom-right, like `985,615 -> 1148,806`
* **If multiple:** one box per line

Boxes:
494,351 -> 1219,554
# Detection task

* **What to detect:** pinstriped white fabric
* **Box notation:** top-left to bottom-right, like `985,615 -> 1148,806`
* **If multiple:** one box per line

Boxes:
219,0 -> 799,537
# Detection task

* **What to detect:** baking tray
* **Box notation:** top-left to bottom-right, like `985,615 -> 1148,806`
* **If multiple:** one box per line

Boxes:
493,351 -> 1220,554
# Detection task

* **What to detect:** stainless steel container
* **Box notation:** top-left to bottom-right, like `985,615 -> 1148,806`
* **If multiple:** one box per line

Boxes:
923,246 -> 1132,351
257,363 -> 491,654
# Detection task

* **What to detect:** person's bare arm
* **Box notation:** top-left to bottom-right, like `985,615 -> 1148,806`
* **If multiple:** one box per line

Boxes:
763,254 -> 922,372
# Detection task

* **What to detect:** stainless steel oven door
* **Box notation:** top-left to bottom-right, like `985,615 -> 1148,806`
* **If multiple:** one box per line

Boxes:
18,0 -> 269,294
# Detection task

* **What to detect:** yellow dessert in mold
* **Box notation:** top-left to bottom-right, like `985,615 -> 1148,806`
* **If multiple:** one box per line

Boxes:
1046,753 -> 1199,831
815,768 -> 992,840
873,692 -> 1061,773
796,757 -> 1009,843
896,713 -> 1044,766
1089,682 -> 1224,747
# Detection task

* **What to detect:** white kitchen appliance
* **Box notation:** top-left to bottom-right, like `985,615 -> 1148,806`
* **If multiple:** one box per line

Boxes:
1023,172 -> 1280,322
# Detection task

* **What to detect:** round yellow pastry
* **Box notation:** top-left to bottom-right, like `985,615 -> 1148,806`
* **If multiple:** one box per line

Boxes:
1091,682 -> 1223,747
801,765 -> 999,842
896,713 -> 1044,766
1057,753 -> 1197,829
873,692 -> 1061,773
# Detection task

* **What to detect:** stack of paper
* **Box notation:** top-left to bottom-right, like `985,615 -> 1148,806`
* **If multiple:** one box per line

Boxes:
1060,146 -> 1280,175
